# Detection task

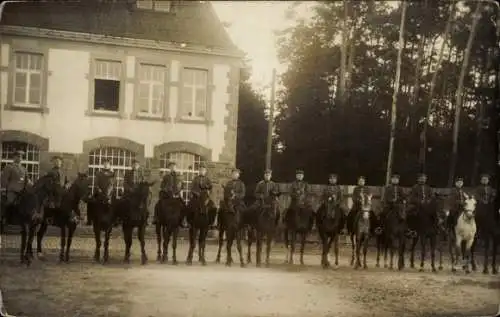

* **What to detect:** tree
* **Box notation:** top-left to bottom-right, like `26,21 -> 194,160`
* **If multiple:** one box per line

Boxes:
236,67 -> 268,190
385,1 -> 407,185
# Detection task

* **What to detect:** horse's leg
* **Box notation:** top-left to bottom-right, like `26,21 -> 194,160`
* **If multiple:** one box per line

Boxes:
236,228 -> 245,267
284,228 -> 290,264
350,233 -> 356,266
186,227 -> 195,265
362,234 -> 369,269
437,232 -> 444,270
491,234 -> 498,275
216,227 -> 224,264
451,236 -> 461,273
161,226 -> 169,263
256,231 -> 263,267
103,227 -> 112,264
93,224 -> 101,262
389,235 -> 395,270
430,234 -> 437,272
470,237 -> 477,272
288,231 -> 297,265
376,234 -> 382,268
333,233 -> 340,267
265,229 -> 273,268
139,225 -> 148,265
319,231 -> 329,268
409,235 -> 418,269
464,237 -> 473,274
480,234 -> 489,274
25,225 -> 37,266
355,234 -> 362,269
155,223 -> 162,262
171,226 -> 179,265
59,226 -> 66,262
199,228 -> 208,266
36,220 -> 48,259
246,228 -> 253,264
419,234 -> 426,272
398,232 -> 406,270
122,224 -> 132,264
225,228 -> 234,266
65,223 -> 76,262
299,231 -> 307,265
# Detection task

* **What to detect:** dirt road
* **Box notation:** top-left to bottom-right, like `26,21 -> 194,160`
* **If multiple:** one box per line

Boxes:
0,237 -> 499,317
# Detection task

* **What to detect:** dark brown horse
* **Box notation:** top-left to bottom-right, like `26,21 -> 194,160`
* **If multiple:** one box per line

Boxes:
471,198 -> 499,274
120,181 -> 155,265
185,188 -> 217,265
315,192 -> 345,268
347,193 -> 375,269
155,190 -> 185,264
215,188 -> 247,267
34,172 -> 90,262
378,198 -> 409,270
284,189 -> 314,265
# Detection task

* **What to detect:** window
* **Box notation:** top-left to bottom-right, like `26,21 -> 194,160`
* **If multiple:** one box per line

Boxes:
137,64 -> 166,117
1,141 -> 40,185
180,68 -> 208,119
93,60 -> 122,112
159,152 -> 203,203
88,147 -> 135,198
13,52 -> 43,107
137,0 -> 172,12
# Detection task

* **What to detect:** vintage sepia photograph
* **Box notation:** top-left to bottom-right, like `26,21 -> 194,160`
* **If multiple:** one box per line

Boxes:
0,0 -> 499,316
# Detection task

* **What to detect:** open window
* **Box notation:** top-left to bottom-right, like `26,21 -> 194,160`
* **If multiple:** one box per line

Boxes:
93,60 -> 121,112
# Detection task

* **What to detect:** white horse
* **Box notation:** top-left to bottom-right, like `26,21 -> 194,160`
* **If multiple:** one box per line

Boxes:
450,193 -> 477,274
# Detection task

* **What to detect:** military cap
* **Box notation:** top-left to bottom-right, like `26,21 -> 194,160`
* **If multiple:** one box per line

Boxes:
167,161 -> 176,167
329,173 -> 338,178
295,169 -> 304,175
13,150 -> 25,156
480,173 -> 490,179
51,155 -> 63,161
102,158 -> 111,163
358,176 -> 366,180
455,177 -> 464,182
417,173 -> 427,178
199,162 -> 207,169
264,169 -> 272,174
132,159 -> 139,164
391,174 -> 400,179
232,168 -> 241,173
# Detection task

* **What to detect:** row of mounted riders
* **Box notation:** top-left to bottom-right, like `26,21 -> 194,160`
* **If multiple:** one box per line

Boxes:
0,172 -> 498,275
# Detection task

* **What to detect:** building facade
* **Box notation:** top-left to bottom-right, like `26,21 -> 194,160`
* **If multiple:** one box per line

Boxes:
0,1 -> 243,204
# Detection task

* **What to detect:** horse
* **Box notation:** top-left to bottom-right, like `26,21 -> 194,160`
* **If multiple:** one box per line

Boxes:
378,198 -> 409,270
87,184 -> 119,264
185,188 -> 217,265
470,195 -> 499,274
283,188 -> 314,265
315,192 -> 345,269
154,190 -> 185,264
1,175 -> 54,265
346,193 -> 375,269
215,188 -> 247,267
34,172 -> 90,263
407,194 -> 440,272
449,194 -> 477,274
120,181 -> 155,265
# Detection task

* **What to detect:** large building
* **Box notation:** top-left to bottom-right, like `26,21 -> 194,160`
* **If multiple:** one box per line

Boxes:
0,0 -> 243,203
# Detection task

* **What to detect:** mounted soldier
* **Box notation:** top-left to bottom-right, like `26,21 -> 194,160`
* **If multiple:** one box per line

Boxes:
94,158 -> 116,205
381,174 -> 405,218
1,150 -> 29,214
449,177 -> 467,217
352,176 -> 370,214
123,159 -> 145,197
253,169 -> 280,212
290,170 -> 310,206
223,168 -> 246,210
475,173 -> 495,206
190,163 -> 216,210
409,173 -> 433,211
44,155 -> 68,209
155,161 -> 183,225
322,173 -> 343,208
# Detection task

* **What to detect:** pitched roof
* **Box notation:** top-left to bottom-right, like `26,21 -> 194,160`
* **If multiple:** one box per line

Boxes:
0,1 -> 241,55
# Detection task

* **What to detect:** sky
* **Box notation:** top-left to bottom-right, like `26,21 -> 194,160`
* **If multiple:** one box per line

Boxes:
211,1 -> 313,95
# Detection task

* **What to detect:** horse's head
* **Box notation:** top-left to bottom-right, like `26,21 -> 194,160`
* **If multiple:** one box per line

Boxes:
199,188 -> 211,207
132,181 -> 155,209
462,193 -> 476,219
395,198 -> 408,220
72,172 -> 90,200
361,193 -> 373,220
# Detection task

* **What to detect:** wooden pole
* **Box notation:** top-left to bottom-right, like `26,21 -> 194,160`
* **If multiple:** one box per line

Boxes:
385,1 -> 407,185
265,69 -> 276,171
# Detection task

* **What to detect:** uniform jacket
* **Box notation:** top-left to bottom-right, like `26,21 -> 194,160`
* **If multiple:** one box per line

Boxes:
1,163 -> 28,192
448,187 -> 467,210
46,167 -> 67,187
224,179 -> 246,201
191,174 -> 212,195
323,184 -> 343,204
383,184 -> 405,204
352,185 -> 370,203
95,169 -> 115,194
290,180 -> 310,199
255,180 -> 279,200
123,168 -> 145,193
475,185 -> 495,205
160,171 -> 181,195
409,183 -> 433,205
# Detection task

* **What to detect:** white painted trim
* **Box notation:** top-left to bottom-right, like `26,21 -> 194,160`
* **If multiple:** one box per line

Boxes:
0,25 -> 245,59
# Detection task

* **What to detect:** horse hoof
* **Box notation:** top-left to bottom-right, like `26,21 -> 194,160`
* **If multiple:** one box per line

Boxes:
482,268 -> 489,274
256,262 -> 261,268
432,268 -> 437,273
419,268 -> 425,272
156,255 -> 161,262
172,260 -> 178,266
363,265 -> 368,270
389,266 -> 394,271
215,258 -> 221,264
241,262 -> 246,268
451,268 -> 457,273
225,262 -> 231,267
491,269 -> 498,275
186,260 -> 192,266
376,263 -> 380,268
265,262 -> 270,268
201,261 -> 207,266
37,252 -> 45,260
438,266 -> 443,271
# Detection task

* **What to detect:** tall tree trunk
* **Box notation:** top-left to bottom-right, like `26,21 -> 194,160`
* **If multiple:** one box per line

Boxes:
448,4 -> 482,187
420,3 -> 456,173
337,0 -> 349,106
385,1 -> 407,185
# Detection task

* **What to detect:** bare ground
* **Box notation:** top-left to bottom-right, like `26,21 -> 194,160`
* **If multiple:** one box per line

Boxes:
0,235 -> 499,317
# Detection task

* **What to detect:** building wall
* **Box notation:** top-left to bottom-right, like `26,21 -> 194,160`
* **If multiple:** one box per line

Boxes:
0,34 -> 240,207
